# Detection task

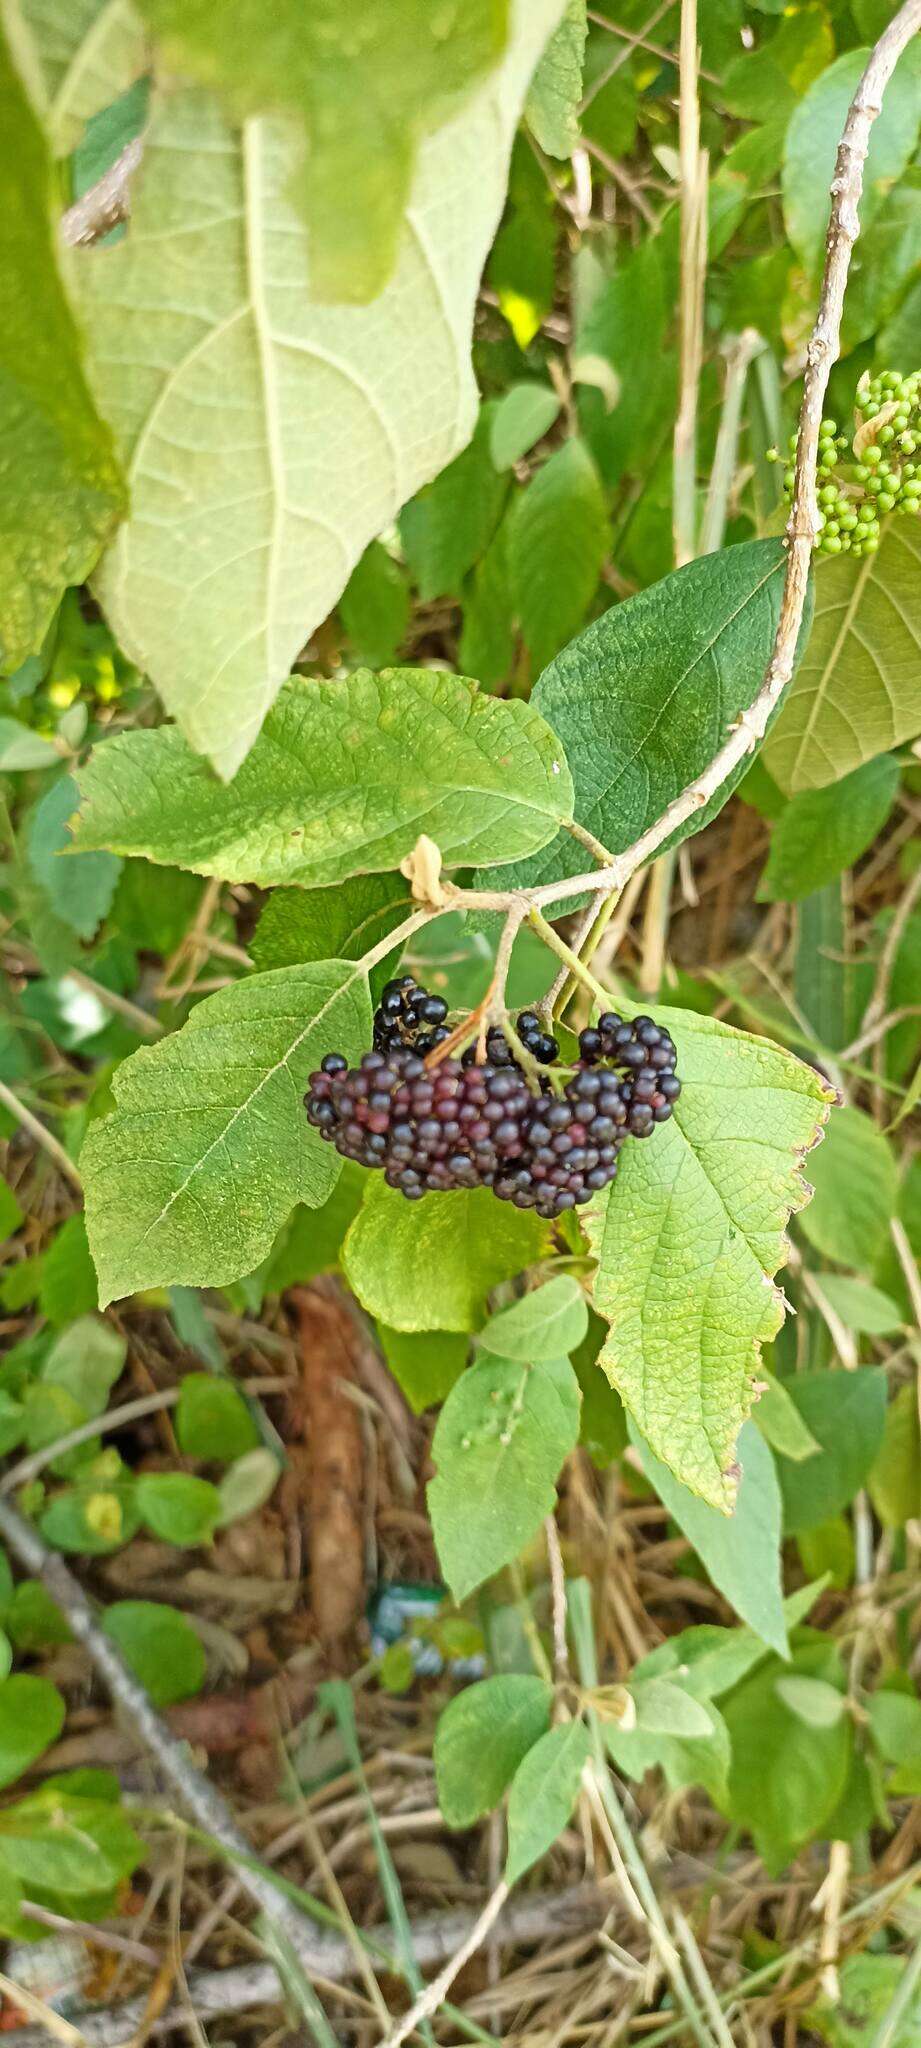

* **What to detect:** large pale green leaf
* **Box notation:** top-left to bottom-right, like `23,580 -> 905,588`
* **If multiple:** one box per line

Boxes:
17,0 -> 147,150
342,1182 -> 549,1333
782,45 -> 921,275
65,0 -> 564,776
584,1008 -> 833,1509
428,1350 -> 581,1599
70,670 -> 573,885
136,0 -> 510,304
475,540 -> 808,900
0,16 -> 125,672
763,522 -> 921,794
81,961 -> 372,1305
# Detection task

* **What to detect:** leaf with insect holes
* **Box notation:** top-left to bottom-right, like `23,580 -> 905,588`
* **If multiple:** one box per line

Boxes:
80,962 -> 372,1306
69,670 -> 573,887
475,539 -> 812,902
60,0 -> 564,776
764,523 -> 921,794
584,1007 -> 833,1510
428,1350 -> 581,1599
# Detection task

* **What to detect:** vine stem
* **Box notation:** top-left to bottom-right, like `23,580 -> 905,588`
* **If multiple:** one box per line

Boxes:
393,0 -> 921,960
0,1078 -> 82,1191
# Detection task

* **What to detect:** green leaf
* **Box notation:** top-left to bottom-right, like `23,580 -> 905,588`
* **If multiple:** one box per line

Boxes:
71,670 -> 572,886
103,1600 -> 205,1706
489,383 -> 562,470
216,1447 -> 282,1526
0,1675 -> 65,1788
816,1274 -> 904,1335
0,1395 -> 25,1460
38,1213 -> 98,1327
428,1352 -> 581,1599
400,405 -> 508,599
40,1478 -> 140,1556
479,1276 -> 589,1363
80,961 -> 373,1306
250,876 -> 411,986
65,2 -> 562,775
0,1176 -> 23,1239
137,0 -> 515,304
0,720 -> 59,771
798,1105 -> 897,1270
509,440 -> 610,673
775,1673 -> 847,1729
476,540 -> 810,902
505,1721 -> 590,1883
754,1369 -> 821,1463
605,1698 -> 731,1807
798,1518 -> 855,1593
0,19 -> 124,673
41,1315 -> 126,1418
764,523 -> 921,794
0,1784 -> 143,1897
176,1375 -> 260,1463
721,1633 -> 851,1872
342,1182 -> 549,1333
459,517 -> 515,687
783,45 -> 921,275
630,1677 -> 714,1739
526,0 -> 586,156
757,755 -> 900,902
584,1006 -> 832,1508
868,1382 -> 921,1528
378,1328 -> 469,1415
260,1166 -> 368,1295
6,1583 -> 71,1653
435,1674 -> 552,1826
338,544 -> 410,669
630,1420 -> 789,1656
775,1369 -> 887,1533
137,1472 -> 223,1548
806,1951 -> 921,2048
28,775 -> 121,943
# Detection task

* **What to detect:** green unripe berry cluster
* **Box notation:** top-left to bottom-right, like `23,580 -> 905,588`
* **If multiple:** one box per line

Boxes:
769,367 -> 921,557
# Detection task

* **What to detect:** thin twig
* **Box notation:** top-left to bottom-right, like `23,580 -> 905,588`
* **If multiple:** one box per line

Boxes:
545,1514 -> 570,1685
0,1888 -> 606,2047
382,1882 -> 511,2048
0,1499 -> 330,1986
0,1078 -> 83,1190
699,329 -> 764,555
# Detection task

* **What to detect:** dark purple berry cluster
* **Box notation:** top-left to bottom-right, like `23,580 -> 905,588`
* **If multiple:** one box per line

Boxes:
305,985 -> 679,1221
